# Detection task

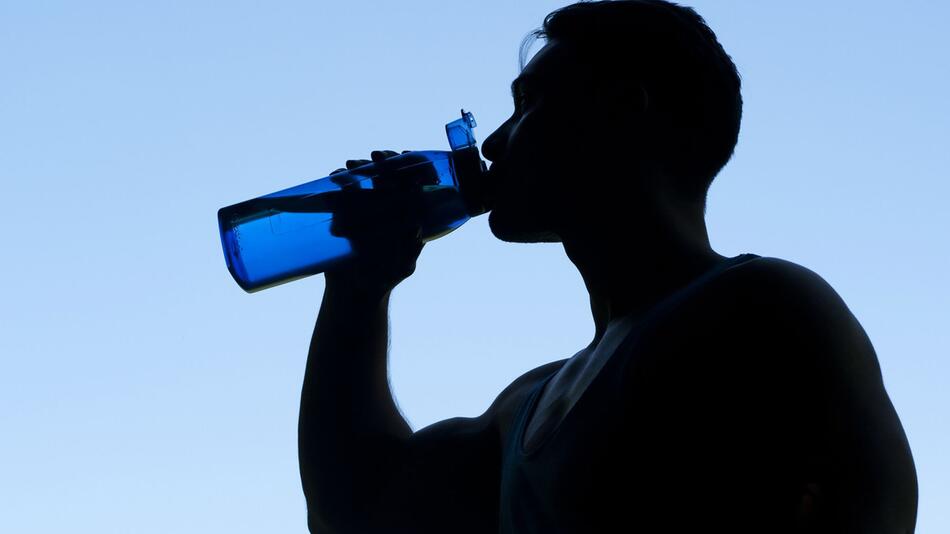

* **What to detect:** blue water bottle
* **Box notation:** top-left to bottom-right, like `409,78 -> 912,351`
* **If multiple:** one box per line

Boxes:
217,109 -> 490,293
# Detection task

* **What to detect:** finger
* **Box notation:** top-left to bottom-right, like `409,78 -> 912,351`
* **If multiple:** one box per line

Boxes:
358,195 -> 419,222
331,197 -> 422,236
345,159 -> 370,170
371,150 -> 399,162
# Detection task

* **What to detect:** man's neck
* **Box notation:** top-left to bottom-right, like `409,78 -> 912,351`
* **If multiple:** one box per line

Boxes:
560,205 -> 725,349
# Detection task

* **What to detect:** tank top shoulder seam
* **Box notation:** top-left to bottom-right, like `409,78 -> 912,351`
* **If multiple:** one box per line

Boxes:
516,368 -> 561,457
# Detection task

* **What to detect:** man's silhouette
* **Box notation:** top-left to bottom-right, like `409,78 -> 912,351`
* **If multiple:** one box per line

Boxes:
297,1 -> 918,532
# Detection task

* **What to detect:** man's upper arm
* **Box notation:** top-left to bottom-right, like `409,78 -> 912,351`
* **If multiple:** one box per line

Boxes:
365,412 -> 500,534
362,361 -> 565,534
730,258 -> 918,531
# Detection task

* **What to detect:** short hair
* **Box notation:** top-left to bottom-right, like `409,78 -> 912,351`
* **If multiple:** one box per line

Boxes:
520,0 -> 742,203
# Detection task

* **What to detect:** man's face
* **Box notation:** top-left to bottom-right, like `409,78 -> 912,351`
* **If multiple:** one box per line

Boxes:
482,40 -> 600,244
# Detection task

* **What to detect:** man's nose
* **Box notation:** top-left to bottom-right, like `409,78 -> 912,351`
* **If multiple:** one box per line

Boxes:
480,122 -> 507,163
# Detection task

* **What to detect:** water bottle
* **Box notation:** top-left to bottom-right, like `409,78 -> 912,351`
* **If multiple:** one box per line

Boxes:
217,109 -> 490,293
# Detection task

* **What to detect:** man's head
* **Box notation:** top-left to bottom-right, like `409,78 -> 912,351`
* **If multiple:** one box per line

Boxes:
482,0 -> 742,244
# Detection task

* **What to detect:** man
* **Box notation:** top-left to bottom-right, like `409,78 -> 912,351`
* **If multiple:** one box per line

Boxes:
298,1 -> 918,532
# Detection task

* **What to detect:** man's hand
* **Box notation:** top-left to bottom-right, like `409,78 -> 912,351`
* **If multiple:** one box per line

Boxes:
325,149 -> 425,300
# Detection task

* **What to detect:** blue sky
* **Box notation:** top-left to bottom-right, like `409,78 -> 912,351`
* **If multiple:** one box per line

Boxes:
1,1 -> 947,532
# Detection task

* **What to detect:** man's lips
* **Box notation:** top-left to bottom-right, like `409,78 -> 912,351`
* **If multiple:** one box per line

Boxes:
487,164 -> 502,182
487,164 -> 512,185
483,165 -> 501,206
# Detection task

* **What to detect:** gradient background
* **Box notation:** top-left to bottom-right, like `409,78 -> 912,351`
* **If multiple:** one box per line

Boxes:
2,1 -> 946,532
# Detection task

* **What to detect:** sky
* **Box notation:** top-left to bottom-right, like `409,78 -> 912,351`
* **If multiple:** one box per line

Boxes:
1,1 -> 947,532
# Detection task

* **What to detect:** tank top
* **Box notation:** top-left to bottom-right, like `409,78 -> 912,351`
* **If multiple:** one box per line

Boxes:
498,253 -> 763,533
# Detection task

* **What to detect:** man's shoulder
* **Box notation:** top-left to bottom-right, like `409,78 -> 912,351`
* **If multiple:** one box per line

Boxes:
710,257 -> 917,531
661,255 -> 875,375
697,255 -> 883,385
718,255 -> 842,302
705,255 -> 859,329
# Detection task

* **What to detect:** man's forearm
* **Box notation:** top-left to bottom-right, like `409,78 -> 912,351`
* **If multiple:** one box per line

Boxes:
298,283 -> 413,530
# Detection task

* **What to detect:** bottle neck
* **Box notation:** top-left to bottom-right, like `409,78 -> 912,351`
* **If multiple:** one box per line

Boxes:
451,147 -> 489,218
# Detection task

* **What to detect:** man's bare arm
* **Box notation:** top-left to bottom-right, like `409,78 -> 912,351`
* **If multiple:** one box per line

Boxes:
298,280 -> 540,534
297,282 -> 411,533
727,258 -> 919,532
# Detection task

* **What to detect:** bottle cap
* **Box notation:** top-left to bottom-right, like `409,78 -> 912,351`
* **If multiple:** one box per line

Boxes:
445,109 -> 478,150
445,109 -> 490,217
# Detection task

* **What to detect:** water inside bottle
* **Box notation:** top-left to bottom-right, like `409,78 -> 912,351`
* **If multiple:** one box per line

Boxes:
218,151 -> 472,291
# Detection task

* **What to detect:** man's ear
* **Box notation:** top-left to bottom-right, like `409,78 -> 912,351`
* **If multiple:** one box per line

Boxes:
589,79 -> 651,150
592,78 -> 649,120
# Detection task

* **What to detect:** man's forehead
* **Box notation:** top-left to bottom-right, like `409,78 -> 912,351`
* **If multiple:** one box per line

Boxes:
511,41 -> 585,94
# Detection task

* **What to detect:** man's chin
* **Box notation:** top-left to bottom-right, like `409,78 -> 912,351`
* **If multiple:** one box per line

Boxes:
487,209 -> 562,243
